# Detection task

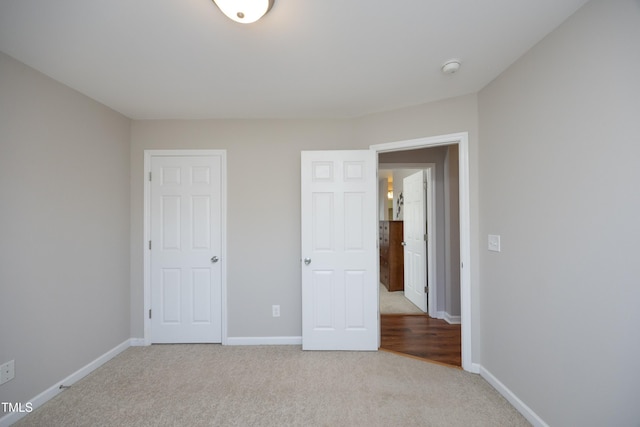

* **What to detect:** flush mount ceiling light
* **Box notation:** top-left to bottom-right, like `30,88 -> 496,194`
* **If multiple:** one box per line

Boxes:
213,0 -> 274,24
441,59 -> 461,75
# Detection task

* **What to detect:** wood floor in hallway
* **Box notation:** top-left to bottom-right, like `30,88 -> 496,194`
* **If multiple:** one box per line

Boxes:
380,314 -> 462,367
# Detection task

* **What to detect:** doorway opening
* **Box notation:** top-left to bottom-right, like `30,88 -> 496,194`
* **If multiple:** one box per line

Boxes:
371,133 -> 472,371
379,165 -> 435,315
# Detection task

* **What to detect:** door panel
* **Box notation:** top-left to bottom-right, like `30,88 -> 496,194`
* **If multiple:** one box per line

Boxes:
162,269 -> 181,323
345,271 -> 366,328
161,196 -> 181,250
344,193 -> 365,249
192,268 -> 212,323
403,171 -> 428,312
312,270 -> 334,329
151,155 -> 222,343
192,196 -> 211,249
301,150 -> 377,350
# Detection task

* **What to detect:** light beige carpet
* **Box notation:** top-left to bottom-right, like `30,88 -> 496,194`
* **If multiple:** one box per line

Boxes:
15,345 -> 530,426
379,283 -> 423,314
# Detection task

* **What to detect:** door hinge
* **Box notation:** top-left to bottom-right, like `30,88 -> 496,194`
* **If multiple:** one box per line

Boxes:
148,240 -> 152,250
424,233 -> 428,241
149,309 -> 152,319
423,181 -> 427,190
149,172 -> 152,181
424,286 -> 429,293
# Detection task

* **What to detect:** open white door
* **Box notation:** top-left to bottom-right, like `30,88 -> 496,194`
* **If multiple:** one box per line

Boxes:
301,150 -> 378,351
150,154 -> 223,343
403,170 -> 432,313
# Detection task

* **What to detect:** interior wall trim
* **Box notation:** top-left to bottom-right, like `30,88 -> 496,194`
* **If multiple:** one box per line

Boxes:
371,132 -> 474,372
443,313 -> 461,324
480,365 -> 549,427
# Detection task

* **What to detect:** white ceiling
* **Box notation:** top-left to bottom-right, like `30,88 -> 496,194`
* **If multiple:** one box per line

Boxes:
0,0 -> 589,119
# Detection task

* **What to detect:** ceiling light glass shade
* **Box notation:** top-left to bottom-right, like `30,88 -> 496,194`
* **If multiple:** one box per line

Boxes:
213,0 -> 274,24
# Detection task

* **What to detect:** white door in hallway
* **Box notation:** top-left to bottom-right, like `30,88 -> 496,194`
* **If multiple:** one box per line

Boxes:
301,150 -> 378,350
150,154 -> 222,343
403,170 -> 430,313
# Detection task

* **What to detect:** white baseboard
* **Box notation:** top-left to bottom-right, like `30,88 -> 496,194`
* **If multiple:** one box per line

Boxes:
225,336 -> 302,346
130,336 -> 303,346
480,365 -> 549,427
433,311 -> 445,319
0,339 -> 132,427
444,313 -> 461,324
129,338 -> 147,346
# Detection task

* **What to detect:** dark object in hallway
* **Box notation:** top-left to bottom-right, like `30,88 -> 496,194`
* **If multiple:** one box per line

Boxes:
379,220 -> 404,292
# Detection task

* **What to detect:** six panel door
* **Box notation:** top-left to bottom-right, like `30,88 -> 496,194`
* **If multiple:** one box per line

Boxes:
150,155 -> 222,343
301,150 -> 378,350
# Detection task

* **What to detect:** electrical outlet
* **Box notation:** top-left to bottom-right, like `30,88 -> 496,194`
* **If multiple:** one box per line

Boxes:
0,360 -> 15,385
488,234 -> 501,252
272,305 -> 280,317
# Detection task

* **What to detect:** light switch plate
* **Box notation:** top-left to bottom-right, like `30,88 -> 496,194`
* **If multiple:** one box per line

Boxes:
488,235 -> 501,252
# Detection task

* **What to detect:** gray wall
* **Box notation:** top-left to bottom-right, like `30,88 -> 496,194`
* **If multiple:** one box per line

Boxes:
377,178 -> 391,220
477,0 -> 640,425
129,95 -> 479,340
390,168 -> 422,220
0,52 -> 131,409
130,119 -> 358,338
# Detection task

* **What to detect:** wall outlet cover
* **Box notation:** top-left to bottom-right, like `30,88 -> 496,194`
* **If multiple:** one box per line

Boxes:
0,360 -> 15,385
488,234 -> 501,252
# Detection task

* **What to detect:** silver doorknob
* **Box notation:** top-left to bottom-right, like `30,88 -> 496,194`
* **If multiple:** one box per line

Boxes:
401,242 -> 406,246
303,258 -> 311,265
211,256 -> 219,263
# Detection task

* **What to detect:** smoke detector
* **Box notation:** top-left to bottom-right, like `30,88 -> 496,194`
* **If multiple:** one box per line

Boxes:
441,59 -> 461,75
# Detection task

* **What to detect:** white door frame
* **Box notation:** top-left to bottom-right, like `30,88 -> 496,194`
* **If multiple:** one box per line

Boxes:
424,166 -> 436,316
143,149 -> 228,346
371,132 -> 474,372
